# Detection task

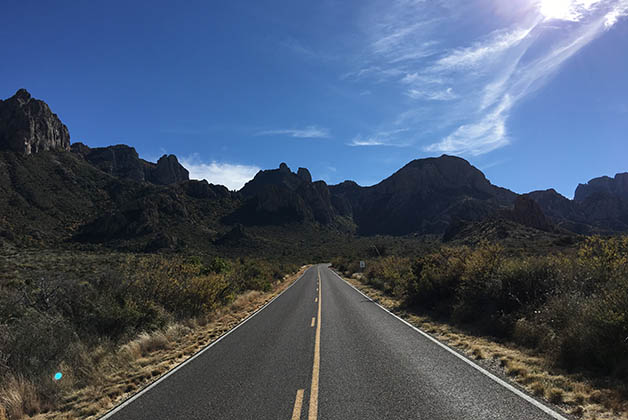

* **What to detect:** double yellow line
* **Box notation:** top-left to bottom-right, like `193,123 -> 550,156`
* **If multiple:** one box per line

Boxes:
309,267 -> 322,419
291,267 -> 322,420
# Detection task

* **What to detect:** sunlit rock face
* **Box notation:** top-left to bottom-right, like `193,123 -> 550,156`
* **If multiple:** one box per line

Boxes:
0,89 -> 71,155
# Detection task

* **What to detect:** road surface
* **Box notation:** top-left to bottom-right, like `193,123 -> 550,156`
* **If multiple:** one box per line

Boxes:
101,264 -> 566,420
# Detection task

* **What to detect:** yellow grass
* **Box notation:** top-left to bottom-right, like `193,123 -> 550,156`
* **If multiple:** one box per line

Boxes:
0,376 -> 40,420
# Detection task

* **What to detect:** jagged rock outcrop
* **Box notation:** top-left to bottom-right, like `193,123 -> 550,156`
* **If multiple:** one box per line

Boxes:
239,163 -> 304,198
229,163 -> 344,226
0,89 -> 70,155
148,154 -> 189,185
71,143 -> 189,185
297,167 -> 312,183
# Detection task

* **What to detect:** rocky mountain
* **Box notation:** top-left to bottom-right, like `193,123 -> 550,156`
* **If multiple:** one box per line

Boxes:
227,163 -> 348,226
525,174 -> 628,233
2,89 -> 628,252
71,143 -> 189,185
330,156 -> 517,235
575,173 -> 628,202
0,89 -> 70,154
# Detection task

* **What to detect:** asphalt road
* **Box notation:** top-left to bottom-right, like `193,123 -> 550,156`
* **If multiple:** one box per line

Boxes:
101,264 -> 567,420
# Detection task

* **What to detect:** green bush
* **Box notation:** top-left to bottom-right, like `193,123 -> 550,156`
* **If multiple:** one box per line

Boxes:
0,252 -> 297,413
364,256 -> 414,299
357,236 -> 628,379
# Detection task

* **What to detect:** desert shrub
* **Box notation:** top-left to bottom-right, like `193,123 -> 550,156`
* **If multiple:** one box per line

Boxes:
358,236 -> 628,378
330,256 -> 360,276
0,252 -> 297,417
407,247 -> 467,314
364,256 -> 414,298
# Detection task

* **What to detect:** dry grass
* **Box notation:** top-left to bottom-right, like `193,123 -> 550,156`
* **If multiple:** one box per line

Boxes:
340,272 -> 628,420
10,265 -> 309,420
0,376 -> 40,420
471,346 -> 485,360
547,388 -> 565,404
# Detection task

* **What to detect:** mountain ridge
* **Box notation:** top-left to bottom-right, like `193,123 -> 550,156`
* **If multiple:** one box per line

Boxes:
1,89 -> 628,252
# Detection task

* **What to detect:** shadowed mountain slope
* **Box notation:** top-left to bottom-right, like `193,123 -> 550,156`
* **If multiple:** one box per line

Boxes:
330,156 -> 517,235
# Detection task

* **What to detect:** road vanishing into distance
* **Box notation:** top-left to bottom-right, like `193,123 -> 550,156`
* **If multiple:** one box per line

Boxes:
101,265 -> 567,420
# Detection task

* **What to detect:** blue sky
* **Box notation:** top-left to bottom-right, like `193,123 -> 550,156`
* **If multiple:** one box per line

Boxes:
1,0 -> 627,196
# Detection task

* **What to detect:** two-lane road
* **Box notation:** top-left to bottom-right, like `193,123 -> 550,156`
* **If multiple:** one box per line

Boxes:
101,264 -> 566,420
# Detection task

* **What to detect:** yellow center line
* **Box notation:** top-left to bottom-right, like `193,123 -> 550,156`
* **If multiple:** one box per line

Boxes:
308,267 -> 322,420
291,389 -> 304,420
311,317 -> 315,328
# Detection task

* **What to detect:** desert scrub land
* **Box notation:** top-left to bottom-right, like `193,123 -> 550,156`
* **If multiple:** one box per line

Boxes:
0,250 -> 302,420
332,236 -> 628,420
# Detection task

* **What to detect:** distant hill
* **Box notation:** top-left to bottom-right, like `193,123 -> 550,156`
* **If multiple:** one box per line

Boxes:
330,155 -> 516,235
1,89 -> 628,253
526,174 -> 628,233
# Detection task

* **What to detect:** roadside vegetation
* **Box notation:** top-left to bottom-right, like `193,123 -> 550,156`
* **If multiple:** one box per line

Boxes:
0,251 -> 298,419
332,235 -> 628,419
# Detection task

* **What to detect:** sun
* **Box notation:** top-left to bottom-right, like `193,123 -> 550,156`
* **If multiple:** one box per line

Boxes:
538,0 -> 579,21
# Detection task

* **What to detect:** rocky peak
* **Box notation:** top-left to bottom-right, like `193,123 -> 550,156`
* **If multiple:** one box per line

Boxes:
14,88 -> 31,102
0,89 -> 71,155
149,154 -> 189,185
239,163 -> 304,197
297,167 -> 312,183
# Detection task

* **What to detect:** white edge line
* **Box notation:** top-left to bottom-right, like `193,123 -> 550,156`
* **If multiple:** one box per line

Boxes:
99,266 -> 312,420
328,268 -> 569,420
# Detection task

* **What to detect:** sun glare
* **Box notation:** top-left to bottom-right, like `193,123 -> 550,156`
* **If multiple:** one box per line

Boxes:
538,0 -> 579,21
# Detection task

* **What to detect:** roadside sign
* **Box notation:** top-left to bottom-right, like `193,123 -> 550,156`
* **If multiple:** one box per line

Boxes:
359,261 -> 365,269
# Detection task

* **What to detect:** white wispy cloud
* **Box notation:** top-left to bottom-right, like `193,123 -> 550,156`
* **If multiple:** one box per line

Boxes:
256,125 -> 330,138
351,0 -> 628,156
180,155 -> 259,190
431,27 -> 534,71
349,137 -> 387,146
426,96 -> 511,156
406,87 -> 457,101
348,129 -> 411,147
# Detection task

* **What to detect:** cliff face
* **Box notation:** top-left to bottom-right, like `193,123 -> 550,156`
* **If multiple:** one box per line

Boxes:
71,143 -> 189,185
0,89 -> 70,155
